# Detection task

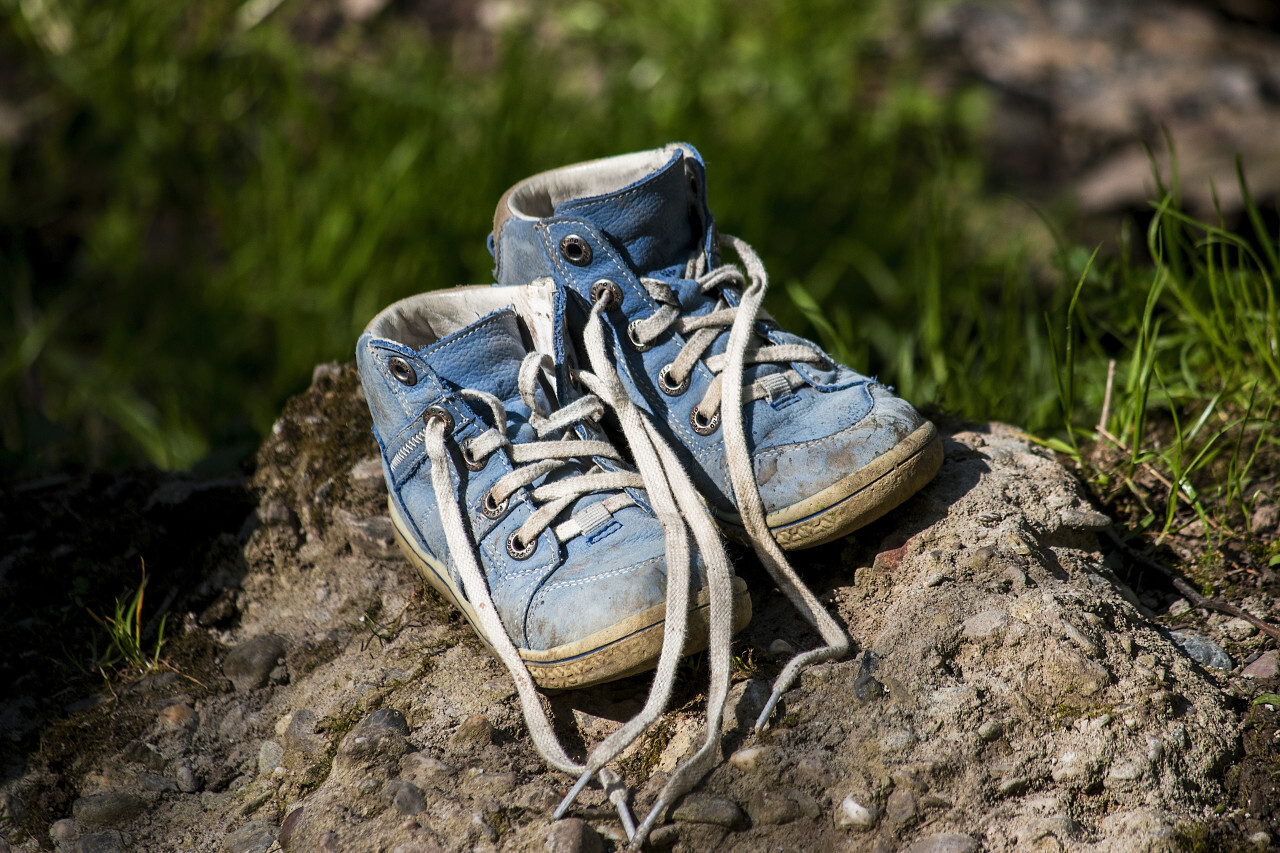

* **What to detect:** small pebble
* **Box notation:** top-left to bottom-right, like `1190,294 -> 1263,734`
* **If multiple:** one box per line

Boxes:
257,740 -> 284,775
1243,650 -> 1280,679
1170,630 -> 1233,670
545,817 -> 603,853
729,745 -> 764,771
176,764 -> 199,793
768,638 -> 796,657
1225,617 -> 1259,641
835,796 -> 877,830
670,794 -> 745,829
49,818 -> 76,844
72,793 -> 145,827
978,720 -> 1004,741
224,818 -> 277,853
160,703 -> 196,729
746,790 -> 802,825
452,714 -> 494,748
223,635 -> 288,692
886,788 -> 917,824
923,571 -> 950,588
278,807 -> 305,851
392,782 -> 427,816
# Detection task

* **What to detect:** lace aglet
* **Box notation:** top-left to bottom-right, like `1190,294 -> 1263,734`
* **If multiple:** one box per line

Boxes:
554,769 -> 595,820
754,688 -> 784,731
616,799 -> 637,840
628,798 -> 666,850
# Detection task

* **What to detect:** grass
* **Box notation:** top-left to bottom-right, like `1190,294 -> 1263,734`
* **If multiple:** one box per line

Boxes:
86,561 -> 169,675
1040,161 -> 1280,559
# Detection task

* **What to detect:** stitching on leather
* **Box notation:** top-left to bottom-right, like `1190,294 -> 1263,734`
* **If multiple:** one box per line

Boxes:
540,555 -> 661,592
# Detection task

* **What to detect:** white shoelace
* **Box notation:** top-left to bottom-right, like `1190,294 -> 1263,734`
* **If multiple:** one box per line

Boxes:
593,233 -> 851,730
418,352 -> 737,847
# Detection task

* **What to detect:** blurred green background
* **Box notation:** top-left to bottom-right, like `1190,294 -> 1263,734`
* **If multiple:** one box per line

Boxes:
3,0 -> 1272,478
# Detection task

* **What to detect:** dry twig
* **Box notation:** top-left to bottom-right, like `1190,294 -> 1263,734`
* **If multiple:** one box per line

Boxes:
1103,527 -> 1280,645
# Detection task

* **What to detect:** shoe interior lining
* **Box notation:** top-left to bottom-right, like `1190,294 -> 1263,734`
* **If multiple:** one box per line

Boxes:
366,283 -> 558,357
497,143 -> 697,230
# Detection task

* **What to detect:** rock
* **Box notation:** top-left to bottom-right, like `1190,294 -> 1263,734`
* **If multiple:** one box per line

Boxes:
1166,598 -> 1192,617
160,703 -> 197,729
49,818 -> 76,844
139,772 -> 179,792
1059,507 -> 1111,531
336,709 -> 410,768
76,833 -> 130,853
177,764 -> 199,793
223,635 -> 288,691
224,818 -> 277,853
281,709 -> 325,766
728,745 -> 765,771
278,807 -> 305,851
835,796 -> 877,830
1170,630 -> 1233,670
402,753 -> 456,785
671,793 -> 745,829
902,834 -> 979,853
746,790 -> 802,825
768,638 -> 796,657
1243,650 -> 1280,679
545,818 -> 603,853
1252,502 -> 1279,534
337,510 -> 399,559
1052,750 -> 1101,787
978,720 -> 1004,741
72,793 -> 145,827
1224,617 -> 1259,641
647,824 -> 680,848
389,780 -> 427,815
886,788 -> 918,824
452,713 -> 493,748
251,740 -> 282,777
962,609 -> 1008,640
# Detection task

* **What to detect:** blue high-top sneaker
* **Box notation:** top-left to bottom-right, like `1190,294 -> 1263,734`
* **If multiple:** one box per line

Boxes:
356,286 -> 750,691
488,144 -> 943,550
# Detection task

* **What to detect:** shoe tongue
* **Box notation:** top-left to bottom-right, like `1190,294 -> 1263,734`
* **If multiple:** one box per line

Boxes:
422,310 -> 546,420
554,150 -> 703,274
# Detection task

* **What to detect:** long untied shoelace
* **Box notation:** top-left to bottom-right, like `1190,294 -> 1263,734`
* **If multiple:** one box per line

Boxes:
417,351 -> 737,847
591,232 -> 852,730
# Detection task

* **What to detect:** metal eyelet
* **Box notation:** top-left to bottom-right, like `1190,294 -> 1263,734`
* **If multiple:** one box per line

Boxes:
590,278 -> 623,309
506,530 -> 538,560
388,356 -> 417,386
481,490 -> 508,519
626,319 -> 655,351
657,363 -> 690,396
690,406 -> 720,436
559,234 -> 593,266
423,405 -> 454,433
460,439 -> 485,471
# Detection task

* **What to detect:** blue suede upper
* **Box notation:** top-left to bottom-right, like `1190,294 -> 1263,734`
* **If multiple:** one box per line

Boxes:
357,304 -> 693,651
490,146 -> 926,518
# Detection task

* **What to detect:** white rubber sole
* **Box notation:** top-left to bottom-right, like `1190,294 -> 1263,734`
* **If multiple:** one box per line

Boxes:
388,497 -> 751,689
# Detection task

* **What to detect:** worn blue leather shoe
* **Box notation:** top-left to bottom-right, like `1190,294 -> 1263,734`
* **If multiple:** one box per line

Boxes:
357,287 -> 749,690
489,144 -> 943,550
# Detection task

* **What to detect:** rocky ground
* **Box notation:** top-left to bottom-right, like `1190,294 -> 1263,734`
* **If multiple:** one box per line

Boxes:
2,362 -> 1277,852
926,0 -> 1280,219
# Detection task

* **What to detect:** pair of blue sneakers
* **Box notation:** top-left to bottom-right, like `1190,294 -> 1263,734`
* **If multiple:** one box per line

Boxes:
356,144 -> 942,842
